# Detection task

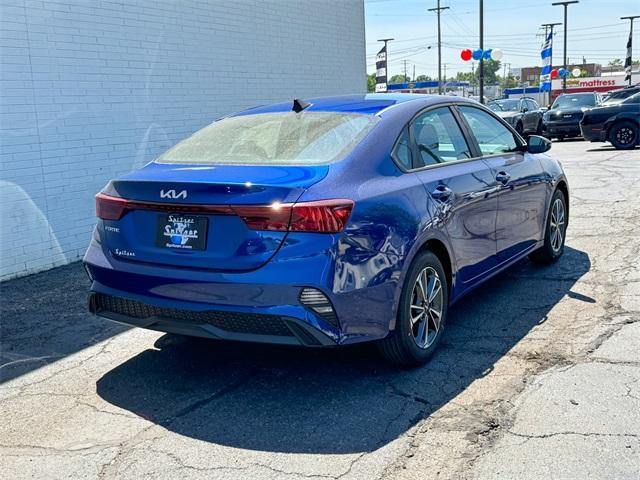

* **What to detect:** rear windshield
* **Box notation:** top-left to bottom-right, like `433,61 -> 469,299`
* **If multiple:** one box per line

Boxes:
157,112 -> 378,165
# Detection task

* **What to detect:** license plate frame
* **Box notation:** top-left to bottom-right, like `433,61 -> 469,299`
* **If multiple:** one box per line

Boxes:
156,214 -> 208,251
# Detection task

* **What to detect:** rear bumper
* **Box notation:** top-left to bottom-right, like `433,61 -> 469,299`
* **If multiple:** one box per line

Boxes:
580,123 -> 607,142
84,232 -> 398,346
88,291 -> 336,346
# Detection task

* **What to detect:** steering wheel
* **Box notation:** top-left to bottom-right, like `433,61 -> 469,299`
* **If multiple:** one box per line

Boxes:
418,144 -> 443,164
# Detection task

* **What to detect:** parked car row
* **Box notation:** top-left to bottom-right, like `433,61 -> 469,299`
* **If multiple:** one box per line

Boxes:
494,85 -> 639,150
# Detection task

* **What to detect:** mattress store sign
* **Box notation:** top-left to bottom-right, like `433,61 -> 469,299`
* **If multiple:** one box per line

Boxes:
551,75 -> 628,92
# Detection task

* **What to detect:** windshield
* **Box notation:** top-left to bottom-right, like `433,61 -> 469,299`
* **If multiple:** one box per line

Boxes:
623,92 -> 640,104
603,89 -> 639,104
157,112 -> 378,165
551,94 -> 596,109
488,100 -> 519,112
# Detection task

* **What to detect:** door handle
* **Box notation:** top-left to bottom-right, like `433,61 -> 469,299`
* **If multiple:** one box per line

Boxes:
431,185 -> 453,201
496,171 -> 511,185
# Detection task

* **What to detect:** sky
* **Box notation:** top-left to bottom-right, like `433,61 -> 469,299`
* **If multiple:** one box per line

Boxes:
364,0 -> 639,79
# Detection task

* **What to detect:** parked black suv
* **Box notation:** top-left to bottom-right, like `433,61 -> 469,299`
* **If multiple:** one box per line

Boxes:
488,97 -> 544,135
542,92 -> 601,140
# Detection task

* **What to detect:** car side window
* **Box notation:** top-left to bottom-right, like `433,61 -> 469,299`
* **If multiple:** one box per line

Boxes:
527,99 -> 538,110
410,107 -> 472,167
458,106 -> 518,155
392,127 -> 413,170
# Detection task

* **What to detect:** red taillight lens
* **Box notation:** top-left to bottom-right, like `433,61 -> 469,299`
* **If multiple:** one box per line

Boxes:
231,204 -> 292,231
234,200 -> 353,233
290,200 -> 354,233
96,193 -> 128,220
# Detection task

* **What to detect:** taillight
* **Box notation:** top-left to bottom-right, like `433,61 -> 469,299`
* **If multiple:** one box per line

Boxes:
233,199 -> 353,233
95,192 -> 354,233
96,193 -> 128,220
289,200 -> 354,233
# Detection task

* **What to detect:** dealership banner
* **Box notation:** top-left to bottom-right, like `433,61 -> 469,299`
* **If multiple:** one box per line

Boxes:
375,45 -> 387,93
624,30 -> 632,82
540,32 -> 553,92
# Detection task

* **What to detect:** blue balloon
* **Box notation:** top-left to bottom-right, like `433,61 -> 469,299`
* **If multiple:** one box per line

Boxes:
558,68 -> 567,77
472,49 -> 483,60
482,49 -> 492,60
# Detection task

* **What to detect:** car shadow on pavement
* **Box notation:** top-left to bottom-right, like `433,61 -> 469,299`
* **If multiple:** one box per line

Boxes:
0,263 -> 128,384
96,246 -> 590,454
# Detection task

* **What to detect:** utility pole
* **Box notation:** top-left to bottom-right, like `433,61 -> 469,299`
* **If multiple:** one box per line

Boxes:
403,60 -> 408,83
413,64 -> 416,83
428,0 -> 449,95
552,1 -> 579,92
479,0 -> 484,103
621,15 -> 640,86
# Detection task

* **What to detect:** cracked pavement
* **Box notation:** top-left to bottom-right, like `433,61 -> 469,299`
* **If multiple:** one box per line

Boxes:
1,141 -> 639,479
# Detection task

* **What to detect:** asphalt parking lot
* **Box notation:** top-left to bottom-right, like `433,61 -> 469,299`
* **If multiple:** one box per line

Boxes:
1,140 -> 639,480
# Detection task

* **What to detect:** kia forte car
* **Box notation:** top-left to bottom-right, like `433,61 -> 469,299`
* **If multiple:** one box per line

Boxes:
84,94 -> 569,365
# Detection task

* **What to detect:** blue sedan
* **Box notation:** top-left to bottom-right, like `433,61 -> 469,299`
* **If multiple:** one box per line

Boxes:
84,94 -> 569,365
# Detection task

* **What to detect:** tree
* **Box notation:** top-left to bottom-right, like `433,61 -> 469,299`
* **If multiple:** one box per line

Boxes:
608,58 -> 623,67
389,74 -> 407,85
367,73 -> 376,93
415,74 -> 433,82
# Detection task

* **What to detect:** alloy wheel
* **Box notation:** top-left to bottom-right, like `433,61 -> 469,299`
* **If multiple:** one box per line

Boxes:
409,267 -> 444,349
616,126 -> 634,145
549,198 -> 565,253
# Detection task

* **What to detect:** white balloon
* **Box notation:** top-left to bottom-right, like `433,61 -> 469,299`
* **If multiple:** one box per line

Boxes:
490,48 -> 503,61
572,68 -> 582,77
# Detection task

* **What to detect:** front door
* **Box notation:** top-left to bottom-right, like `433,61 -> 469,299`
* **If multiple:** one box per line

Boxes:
456,105 -> 548,262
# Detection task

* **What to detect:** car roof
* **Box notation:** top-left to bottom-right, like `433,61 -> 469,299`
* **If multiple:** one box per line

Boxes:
231,93 -> 472,116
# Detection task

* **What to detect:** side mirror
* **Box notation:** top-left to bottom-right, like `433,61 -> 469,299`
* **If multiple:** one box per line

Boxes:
527,135 -> 551,154
522,107 -> 529,113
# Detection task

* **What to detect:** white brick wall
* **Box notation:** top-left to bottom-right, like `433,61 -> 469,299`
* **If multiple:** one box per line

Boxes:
0,0 -> 366,280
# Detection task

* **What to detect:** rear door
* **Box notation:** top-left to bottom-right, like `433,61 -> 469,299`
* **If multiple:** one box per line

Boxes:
456,105 -> 548,262
408,106 -> 500,286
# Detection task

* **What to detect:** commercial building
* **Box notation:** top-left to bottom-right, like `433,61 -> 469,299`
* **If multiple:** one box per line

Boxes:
0,0 -> 366,280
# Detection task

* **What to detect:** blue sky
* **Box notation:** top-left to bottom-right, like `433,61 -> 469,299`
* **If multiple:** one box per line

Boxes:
365,0 -> 639,78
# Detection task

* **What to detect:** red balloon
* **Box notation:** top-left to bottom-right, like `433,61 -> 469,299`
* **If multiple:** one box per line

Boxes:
551,69 -> 558,78
460,49 -> 472,61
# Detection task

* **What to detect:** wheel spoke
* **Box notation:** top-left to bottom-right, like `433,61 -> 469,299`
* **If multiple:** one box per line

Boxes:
429,307 -> 441,331
427,275 -> 441,303
416,320 -> 427,347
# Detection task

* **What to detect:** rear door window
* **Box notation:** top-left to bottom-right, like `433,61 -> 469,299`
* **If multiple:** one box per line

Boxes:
410,107 -> 472,167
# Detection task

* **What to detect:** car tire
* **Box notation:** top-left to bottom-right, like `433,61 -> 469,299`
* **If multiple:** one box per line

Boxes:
609,120 -> 638,150
529,189 -> 568,265
377,251 -> 448,366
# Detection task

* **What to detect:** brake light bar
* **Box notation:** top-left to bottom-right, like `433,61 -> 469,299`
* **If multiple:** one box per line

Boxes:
95,193 -> 232,221
96,193 -> 353,233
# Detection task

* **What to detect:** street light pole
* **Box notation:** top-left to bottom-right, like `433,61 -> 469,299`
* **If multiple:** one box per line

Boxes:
552,1 -> 579,92
621,15 -> 640,86
428,0 -> 449,95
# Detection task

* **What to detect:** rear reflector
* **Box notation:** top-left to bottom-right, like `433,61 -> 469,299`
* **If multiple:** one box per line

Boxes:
96,193 -> 353,233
